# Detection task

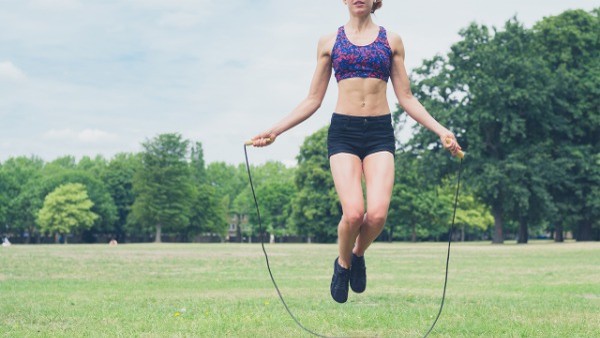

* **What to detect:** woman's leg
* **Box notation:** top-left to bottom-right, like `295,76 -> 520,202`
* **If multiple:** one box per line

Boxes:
329,153 -> 365,269
353,151 -> 395,256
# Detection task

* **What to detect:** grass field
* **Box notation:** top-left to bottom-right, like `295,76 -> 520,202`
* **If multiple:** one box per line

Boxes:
1,241 -> 599,337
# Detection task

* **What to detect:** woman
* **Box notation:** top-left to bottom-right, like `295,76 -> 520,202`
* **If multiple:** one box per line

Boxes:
251,0 -> 461,304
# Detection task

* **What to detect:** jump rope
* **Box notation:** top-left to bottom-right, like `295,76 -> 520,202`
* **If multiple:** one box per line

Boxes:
244,138 -> 464,338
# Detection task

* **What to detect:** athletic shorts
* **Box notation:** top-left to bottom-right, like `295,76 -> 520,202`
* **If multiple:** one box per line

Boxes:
327,112 -> 395,160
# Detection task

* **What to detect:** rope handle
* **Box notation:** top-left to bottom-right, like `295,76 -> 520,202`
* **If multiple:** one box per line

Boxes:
245,138 -> 272,146
444,137 -> 464,159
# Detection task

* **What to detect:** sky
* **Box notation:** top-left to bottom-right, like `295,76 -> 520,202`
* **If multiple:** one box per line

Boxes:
0,0 -> 596,166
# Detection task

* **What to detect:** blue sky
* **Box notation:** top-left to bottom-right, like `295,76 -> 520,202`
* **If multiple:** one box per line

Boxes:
0,0 -> 596,166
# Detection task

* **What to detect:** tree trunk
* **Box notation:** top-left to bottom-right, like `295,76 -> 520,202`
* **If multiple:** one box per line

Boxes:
236,223 -> 242,243
388,226 -> 393,242
576,221 -> 593,241
461,226 -> 465,242
54,233 -> 60,244
492,204 -> 504,244
64,234 -> 68,244
554,223 -> 564,242
26,226 -> 33,244
411,224 -> 417,242
155,224 -> 162,243
517,218 -> 528,244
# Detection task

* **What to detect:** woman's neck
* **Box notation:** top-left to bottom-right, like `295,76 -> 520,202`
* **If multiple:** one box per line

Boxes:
345,16 -> 376,33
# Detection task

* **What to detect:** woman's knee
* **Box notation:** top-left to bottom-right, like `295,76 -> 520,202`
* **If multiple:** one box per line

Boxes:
343,209 -> 365,228
366,209 -> 388,228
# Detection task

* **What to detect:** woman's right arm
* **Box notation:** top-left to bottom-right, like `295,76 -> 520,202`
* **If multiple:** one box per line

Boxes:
251,33 -> 334,147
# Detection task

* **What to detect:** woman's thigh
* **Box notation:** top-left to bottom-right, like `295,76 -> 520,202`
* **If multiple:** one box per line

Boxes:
363,151 -> 394,217
329,153 -> 365,216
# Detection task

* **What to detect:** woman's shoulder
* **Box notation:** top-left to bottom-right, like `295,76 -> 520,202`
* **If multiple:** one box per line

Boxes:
317,30 -> 339,52
318,30 -> 338,44
382,29 -> 404,53
382,28 -> 403,45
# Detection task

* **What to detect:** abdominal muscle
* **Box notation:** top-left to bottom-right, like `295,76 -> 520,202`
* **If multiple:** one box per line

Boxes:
335,78 -> 390,117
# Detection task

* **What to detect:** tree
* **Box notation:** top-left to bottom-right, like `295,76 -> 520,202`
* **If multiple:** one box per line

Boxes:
438,179 -> 493,241
77,155 -> 108,179
0,165 -> 8,233
35,169 -> 117,242
387,152 -> 451,242
188,143 -> 228,239
102,153 -> 140,242
242,162 -> 296,240
0,156 -> 44,241
207,162 -> 248,241
37,183 -> 98,244
532,9 -> 600,241
407,18 -> 556,243
291,126 -> 339,242
190,142 -> 207,184
189,184 -> 227,237
131,133 -> 194,242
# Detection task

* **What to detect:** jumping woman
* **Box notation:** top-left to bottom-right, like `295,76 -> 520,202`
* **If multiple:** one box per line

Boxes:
251,0 -> 462,303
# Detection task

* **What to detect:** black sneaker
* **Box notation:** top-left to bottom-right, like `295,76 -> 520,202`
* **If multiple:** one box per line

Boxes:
350,253 -> 366,293
330,257 -> 350,303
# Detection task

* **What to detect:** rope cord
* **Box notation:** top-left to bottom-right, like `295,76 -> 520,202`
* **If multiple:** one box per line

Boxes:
244,144 -> 463,338
423,157 -> 463,338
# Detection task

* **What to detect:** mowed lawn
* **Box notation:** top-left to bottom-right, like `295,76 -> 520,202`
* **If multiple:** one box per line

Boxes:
1,241 -> 599,337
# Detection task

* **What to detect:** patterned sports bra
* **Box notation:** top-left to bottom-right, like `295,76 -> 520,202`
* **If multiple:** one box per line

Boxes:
331,26 -> 392,82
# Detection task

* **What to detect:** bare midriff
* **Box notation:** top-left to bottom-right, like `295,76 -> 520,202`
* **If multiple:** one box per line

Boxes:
335,77 -> 390,117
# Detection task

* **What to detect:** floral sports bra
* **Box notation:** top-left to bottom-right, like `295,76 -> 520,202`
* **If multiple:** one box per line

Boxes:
331,26 -> 392,82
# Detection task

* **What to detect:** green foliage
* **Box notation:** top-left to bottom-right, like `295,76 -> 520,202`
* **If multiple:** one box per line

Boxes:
37,169 -> 118,236
207,162 -> 248,211
532,9 -> 600,241
249,162 -> 296,237
206,162 -> 249,239
37,183 -> 98,242
131,133 -> 194,242
255,181 -> 295,236
77,155 -> 108,179
405,9 -> 600,243
190,142 -> 207,184
189,184 -> 227,236
102,153 -> 140,241
291,126 -> 339,242
437,179 -> 494,240
387,152 -> 451,241
0,156 -> 44,238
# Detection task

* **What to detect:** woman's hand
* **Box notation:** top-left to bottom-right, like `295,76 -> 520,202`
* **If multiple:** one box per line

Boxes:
439,131 -> 462,157
250,131 -> 277,147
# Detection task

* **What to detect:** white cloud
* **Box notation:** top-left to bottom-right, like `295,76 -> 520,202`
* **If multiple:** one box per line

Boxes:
43,128 -> 118,143
158,12 -> 205,29
78,129 -> 119,143
29,0 -> 81,10
0,61 -> 26,82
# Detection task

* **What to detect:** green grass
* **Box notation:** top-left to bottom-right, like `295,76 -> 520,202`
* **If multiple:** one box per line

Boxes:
1,241 -> 599,337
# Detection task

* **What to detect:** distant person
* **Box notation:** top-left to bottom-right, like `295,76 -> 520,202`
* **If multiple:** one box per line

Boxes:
250,0 -> 461,303
2,237 -> 11,247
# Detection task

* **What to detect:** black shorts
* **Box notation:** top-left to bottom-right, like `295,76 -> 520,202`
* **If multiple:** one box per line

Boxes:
327,113 -> 396,160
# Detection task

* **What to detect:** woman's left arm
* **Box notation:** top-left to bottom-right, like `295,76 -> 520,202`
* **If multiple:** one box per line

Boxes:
388,32 -> 461,154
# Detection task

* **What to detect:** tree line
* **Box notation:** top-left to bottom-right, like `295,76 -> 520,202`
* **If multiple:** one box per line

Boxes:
405,8 -> 599,242
0,8 -> 597,243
